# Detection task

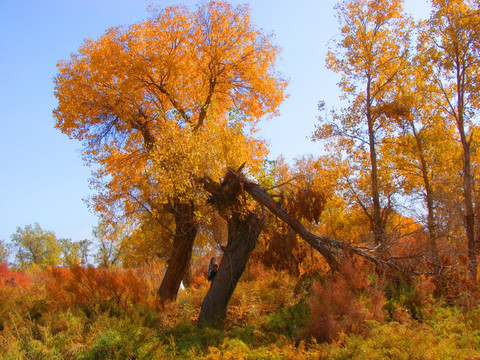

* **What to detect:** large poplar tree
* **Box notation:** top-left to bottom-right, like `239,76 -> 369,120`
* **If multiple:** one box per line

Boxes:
54,1 -> 286,302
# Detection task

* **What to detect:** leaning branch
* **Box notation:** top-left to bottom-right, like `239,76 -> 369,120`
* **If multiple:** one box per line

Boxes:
224,167 -> 395,270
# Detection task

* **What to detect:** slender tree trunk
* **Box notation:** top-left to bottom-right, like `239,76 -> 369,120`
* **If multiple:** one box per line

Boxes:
158,200 -> 197,303
410,123 -> 440,270
366,77 -> 384,249
455,75 -> 476,281
198,212 -> 264,327
462,140 -> 476,281
425,191 -> 440,269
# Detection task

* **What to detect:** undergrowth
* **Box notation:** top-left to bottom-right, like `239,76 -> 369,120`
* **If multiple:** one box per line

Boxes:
1,262 -> 480,359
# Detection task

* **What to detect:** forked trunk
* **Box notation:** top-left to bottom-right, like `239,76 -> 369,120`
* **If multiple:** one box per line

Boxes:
198,212 -> 264,327
158,201 -> 197,303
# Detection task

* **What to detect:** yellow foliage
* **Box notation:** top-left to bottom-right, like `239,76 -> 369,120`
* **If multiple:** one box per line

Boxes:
53,1 -> 286,260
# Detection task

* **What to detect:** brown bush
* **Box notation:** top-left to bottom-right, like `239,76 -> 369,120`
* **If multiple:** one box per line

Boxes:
303,259 -> 386,342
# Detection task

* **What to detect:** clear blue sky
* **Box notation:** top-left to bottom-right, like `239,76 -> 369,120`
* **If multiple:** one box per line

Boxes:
0,0 -> 431,244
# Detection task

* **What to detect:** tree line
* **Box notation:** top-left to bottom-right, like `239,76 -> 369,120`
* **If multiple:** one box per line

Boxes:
0,222 -> 124,270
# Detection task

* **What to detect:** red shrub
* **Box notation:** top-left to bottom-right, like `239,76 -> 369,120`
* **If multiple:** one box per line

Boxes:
0,263 -> 30,288
45,265 -> 150,314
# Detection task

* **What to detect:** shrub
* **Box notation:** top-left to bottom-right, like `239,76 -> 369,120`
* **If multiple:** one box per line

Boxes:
45,265 -> 151,315
263,301 -> 310,340
303,260 -> 386,343
0,263 -> 31,289
384,275 -> 436,322
225,264 -> 299,327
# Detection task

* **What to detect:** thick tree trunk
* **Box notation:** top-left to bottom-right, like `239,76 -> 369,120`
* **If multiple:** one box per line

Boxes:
182,259 -> 193,287
157,201 -> 197,303
198,212 -> 264,327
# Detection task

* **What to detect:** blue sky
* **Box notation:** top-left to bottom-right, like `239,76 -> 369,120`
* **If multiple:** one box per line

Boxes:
0,0 -> 431,244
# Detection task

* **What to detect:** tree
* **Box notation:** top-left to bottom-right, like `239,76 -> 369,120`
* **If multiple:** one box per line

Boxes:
417,0 -> 480,279
198,166 -> 266,327
53,1 -> 286,302
59,238 -> 92,266
198,166 -> 395,327
0,240 -> 10,265
10,223 -> 62,270
92,222 -> 125,268
381,65 -> 462,271
314,0 -> 413,252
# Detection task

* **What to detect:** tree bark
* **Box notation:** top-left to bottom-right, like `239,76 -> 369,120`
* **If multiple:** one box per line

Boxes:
157,200 -> 197,303
462,136 -> 476,281
198,211 -> 263,327
182,258 -> 193,287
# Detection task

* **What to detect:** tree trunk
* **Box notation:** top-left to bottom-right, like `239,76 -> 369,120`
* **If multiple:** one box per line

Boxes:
456,85 -> 476,281
182,259 -> 193,287
411,123 -> 440,271
158,200 -> 197,303
366,77 -> 385,250
463,142 -> 476,281
197,212 -> 264,327
197,167 -> 392,328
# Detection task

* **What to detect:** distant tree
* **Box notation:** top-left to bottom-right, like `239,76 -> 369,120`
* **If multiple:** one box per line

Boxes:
417,0 -> 480,280
10,223 -> 62,270
381,61 -> 462,271
93,222 -> 125,268
59,238 -> 92,266
0,239 -> 10,264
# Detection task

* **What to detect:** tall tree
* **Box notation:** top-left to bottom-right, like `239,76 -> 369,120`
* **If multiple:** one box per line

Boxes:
314,0 -> 413,252
417,0 -> 480,279
54,1 -> 286,301
382,76 -> 461,269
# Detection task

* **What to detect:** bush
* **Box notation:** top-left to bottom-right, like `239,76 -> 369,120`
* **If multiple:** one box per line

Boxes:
2,259 -> 480,359
384,275 -> 436,322
263,301 -> 310,340
303,260 -> 386,343
45,265 -> 152,315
